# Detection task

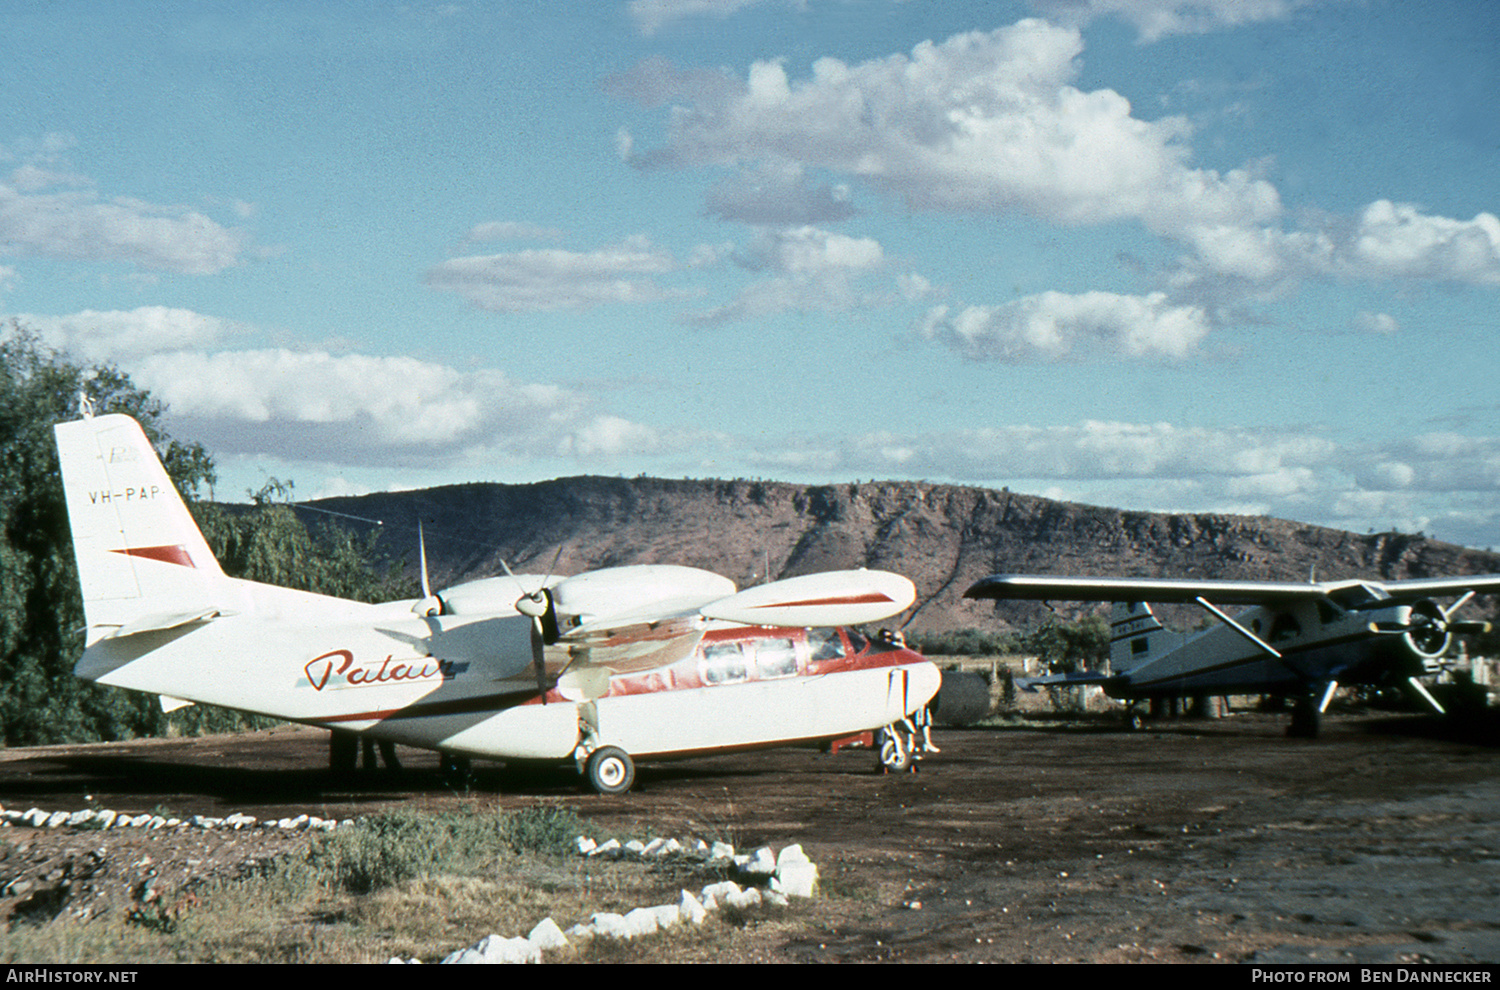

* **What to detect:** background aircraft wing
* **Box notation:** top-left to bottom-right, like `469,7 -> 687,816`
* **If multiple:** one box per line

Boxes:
966,574 -> 1345,604
1374,575 -> 1500,600
966,572 -> 1500,606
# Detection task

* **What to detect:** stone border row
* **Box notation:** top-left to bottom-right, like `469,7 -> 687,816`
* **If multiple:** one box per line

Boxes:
414,837 -> 819,965
1,806 -> 348,832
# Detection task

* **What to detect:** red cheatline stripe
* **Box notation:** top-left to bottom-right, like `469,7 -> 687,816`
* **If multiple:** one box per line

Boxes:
749,592 -> 894,608
111,545 -> 195,567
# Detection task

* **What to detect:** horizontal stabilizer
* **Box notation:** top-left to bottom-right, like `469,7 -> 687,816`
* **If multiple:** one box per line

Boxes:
1014,672 -> 1111,694
108,606 -> 224,640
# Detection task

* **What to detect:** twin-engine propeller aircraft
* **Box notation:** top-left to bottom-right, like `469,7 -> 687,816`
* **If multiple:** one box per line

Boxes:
54,410 -> 940,792
965,572 -> 1500,737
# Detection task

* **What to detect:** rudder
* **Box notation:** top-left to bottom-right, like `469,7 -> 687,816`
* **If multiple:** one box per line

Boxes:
54,413 -> 228,641
1109,600 -> 1174,674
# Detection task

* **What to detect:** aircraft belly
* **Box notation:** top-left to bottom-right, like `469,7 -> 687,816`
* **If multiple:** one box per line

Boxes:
594,661 -> 940,758
421,703 -> 581,761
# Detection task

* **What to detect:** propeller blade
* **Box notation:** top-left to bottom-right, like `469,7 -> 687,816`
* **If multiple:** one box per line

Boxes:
419,523 -> 433,600
1443,591 -> 1477,620
411,522 -> 444,617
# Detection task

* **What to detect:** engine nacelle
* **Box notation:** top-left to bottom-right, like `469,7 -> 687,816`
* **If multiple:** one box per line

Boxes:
549,565 -> 737,630
1399,599 -> 1452,660
438,574 -> 559,615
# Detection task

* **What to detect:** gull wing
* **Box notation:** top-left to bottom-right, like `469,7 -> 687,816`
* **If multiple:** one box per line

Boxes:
545,569 -> 916,683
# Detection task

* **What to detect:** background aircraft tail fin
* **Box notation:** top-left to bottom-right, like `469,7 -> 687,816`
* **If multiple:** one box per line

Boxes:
1109,600 -> 1173,674
54,413 -> 230,641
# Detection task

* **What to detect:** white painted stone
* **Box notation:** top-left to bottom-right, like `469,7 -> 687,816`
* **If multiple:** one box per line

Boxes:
588,837 -> 621,858
95,810 -> 116,829
775,861 -> 819,898
621,907 -> 659,938
475,934 -> 539,964
708,840 -> 735,862
679,889 -> 708,925
724,886 -> 762,910
647,903 -> 680,929
67,810 -> 94,826
527,917 -> 569,951
45,811 -> 69,828
641,837 -> 666,856
441,948 -> 483,964
574,835 -> 596,854
743,845 -> 777,875
624,839 -> 647,855
589,912 -> 629,939
700,879 -> 742,909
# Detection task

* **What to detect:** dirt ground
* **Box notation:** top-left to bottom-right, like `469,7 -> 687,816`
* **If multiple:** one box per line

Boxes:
1,706 -> 1499,964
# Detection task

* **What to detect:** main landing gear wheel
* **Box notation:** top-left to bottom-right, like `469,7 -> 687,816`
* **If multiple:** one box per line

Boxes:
585,746 -> 636,794
877,727 -> 912,773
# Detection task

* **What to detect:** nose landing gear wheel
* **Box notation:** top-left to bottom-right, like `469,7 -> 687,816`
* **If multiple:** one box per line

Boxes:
877,727 -> 912,773
585,746 -> 636,794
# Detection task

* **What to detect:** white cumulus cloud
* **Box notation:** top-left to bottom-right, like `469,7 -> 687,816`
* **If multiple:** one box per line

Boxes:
918,290 -> 1210,362
0,183 -> 246,275
426,237 -> 681,312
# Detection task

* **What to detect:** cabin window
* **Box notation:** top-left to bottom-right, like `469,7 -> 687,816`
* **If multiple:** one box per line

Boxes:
1269,613 -> 1302,643
700,643 -> 748,685
754,638 -> 798,679
1131,637 -> 1150,656
845,629 -> 868,653
807,627 -> 845,662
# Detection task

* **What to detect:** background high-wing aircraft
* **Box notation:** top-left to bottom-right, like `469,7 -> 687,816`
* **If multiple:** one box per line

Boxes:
965,572 -> 1500,737
54,411 -> 939,792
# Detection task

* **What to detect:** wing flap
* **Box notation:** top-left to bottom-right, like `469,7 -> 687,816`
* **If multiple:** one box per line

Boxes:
550,614 -> 706,678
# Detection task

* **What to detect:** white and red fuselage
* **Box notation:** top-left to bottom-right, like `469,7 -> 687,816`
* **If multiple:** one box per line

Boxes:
56,412 -> 940,778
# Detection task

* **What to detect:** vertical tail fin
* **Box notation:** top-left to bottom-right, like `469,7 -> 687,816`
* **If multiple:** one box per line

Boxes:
54,413 -> 229,640
1109,600 -> 1173,674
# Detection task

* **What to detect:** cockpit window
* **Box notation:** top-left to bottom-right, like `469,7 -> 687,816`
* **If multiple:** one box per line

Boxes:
1269,613 -> 1302,643
807,627 -> 845,662
845,629 -> 868,653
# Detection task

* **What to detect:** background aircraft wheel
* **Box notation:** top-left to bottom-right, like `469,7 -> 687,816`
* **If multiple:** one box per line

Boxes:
1286,697 -> 1320,738
1124,711 -> 1145,732
585,746 -> 635,794
877,728 -> 911,773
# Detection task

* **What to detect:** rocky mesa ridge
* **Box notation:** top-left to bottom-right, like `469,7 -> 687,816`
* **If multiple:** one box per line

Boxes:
310,478 -> 1500,633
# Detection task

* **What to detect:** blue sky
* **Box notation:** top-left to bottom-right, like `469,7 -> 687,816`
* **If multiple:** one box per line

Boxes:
5,0 -> 1500,548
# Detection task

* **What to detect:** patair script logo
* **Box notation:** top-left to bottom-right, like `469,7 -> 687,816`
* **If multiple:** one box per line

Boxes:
304,649 -> 441,691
